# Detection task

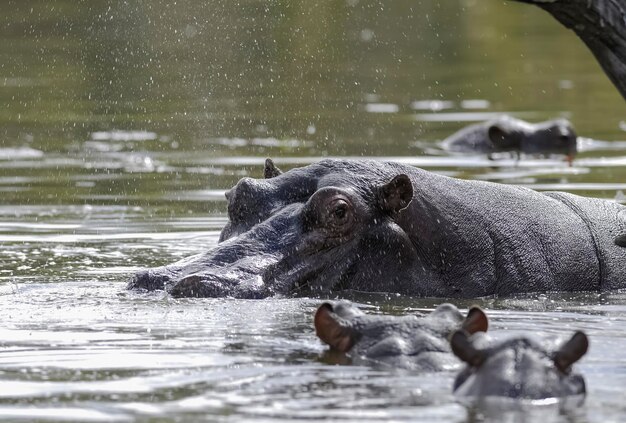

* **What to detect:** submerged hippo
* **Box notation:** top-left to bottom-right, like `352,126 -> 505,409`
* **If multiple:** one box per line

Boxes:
441,116 -> 577,163
451,328 -> 588,400
314,302 -> 488,370
129,158 -> 626,298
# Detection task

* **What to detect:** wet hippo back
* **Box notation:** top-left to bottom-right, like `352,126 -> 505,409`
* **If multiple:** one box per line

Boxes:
545,192 -> 626,291
394,165 -> 606,296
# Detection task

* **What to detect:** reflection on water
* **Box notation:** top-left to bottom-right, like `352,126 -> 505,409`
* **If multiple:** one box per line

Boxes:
2,276 -> 626,421
1,0 -> 626,421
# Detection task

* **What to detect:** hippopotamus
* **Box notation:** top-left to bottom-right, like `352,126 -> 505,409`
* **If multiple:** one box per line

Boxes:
450,328 -> 588,400
314,302 -> 488,370
128,158 -> 626,298
441,116 -> 577,164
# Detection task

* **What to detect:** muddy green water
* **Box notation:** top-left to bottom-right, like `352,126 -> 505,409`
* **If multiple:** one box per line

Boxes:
1,1 -> 626,421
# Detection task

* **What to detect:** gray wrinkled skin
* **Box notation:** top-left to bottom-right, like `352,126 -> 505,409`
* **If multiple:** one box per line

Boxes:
129,158 -> 626,298
453,333 -> 586,400
320,302 -> 468,371
441,115 -> 577,158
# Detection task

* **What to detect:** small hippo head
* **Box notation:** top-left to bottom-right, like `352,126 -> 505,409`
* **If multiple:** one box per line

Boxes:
451,329 -> 588,400
314,302 -> 488,371
488,117 -> 577,163
130,159 -> 432,298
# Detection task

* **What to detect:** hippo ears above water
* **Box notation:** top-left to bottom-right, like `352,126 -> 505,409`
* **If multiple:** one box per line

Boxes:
461,307 -> 489,334
264,158 -> 283,179
553,331 -> 589,373
378,174 -> 414,214
450,330 -> 487,367
449,307 -> 490,367
314,304 -> 488,354
314,303 -> 358,353
451,328 -> 589,372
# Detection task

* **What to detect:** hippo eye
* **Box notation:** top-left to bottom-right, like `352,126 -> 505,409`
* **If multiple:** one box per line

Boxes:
323,198 -> 355,234
302,188 -> 357,236
333,202 -> 348,219
329,199 -> 350,222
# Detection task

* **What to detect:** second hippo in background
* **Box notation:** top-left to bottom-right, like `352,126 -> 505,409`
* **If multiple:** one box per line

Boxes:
314,302 -> 488,371
441,115 -> 577,164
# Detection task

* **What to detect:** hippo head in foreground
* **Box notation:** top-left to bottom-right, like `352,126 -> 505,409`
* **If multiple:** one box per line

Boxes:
129,159 -> 429,298
314,302 -> 488,371
451,329 -> 589,400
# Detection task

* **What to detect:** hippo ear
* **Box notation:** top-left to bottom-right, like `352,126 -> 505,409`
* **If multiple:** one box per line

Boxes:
314,303 -> 357,353
450,330 -> 486,367
378,174 -> 413,214
487,124 -> 508,145
461,306 -> 489,334
488,123 -> 521,150
553,331 -> 589,373
264,158 -> 283,179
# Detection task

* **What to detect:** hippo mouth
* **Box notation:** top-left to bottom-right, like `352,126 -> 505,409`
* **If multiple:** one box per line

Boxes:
130,252 -> 278,299
128,203 -> 363,298
129,238 -> 360,299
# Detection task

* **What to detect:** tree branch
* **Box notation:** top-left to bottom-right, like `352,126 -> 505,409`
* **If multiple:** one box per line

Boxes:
512,0 -> 626,101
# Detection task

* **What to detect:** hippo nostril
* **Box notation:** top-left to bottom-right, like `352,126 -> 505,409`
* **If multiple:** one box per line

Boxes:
129,269 -> 150,289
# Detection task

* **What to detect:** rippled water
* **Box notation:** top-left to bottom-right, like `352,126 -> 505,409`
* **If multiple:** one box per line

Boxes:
2,0 -> 626,421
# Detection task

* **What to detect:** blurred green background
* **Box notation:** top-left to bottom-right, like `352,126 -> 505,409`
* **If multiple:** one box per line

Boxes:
1,0 -> 625,210
2,0 -> 624,148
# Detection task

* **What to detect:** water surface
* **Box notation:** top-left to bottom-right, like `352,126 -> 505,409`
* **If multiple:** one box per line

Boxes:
2,0 -> 626,421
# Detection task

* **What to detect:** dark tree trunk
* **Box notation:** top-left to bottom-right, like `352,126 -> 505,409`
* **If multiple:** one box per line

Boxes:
513,0 -> 626,102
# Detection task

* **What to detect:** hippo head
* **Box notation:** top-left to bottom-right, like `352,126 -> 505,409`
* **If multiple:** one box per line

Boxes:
129,159 -> 432,298
488,117 -> 577,163
451,329 -> 588,400
314,302 -> 488,371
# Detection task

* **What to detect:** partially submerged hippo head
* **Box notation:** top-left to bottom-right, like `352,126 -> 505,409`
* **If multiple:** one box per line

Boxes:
314,302 -> 488,371
130,159 -> 426,298
451,329 -> 588,400
489,117 -> 577,159
442,115 -> 578,164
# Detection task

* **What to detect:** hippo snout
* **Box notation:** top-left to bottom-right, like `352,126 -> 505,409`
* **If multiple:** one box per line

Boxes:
128,266 -> 269,299
167,274 -> 268,299
128,269 -> 174,292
